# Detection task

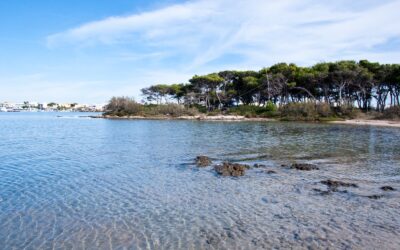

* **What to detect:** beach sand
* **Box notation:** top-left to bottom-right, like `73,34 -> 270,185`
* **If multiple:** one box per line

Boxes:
330,119 -> 400,128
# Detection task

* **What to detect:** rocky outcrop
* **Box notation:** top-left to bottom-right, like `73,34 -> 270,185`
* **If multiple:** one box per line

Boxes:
366,194 -> 384,200
290,163 -> 319,171
253,163 -> 266,168
214,162 -> 249,176
321,179 -> 358,188
314,179 -> 359,194
381,186 -> 395,191
196,156 -> 212,167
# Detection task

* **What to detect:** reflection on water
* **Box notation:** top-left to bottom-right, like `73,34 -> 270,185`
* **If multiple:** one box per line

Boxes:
0,113 -> 399,249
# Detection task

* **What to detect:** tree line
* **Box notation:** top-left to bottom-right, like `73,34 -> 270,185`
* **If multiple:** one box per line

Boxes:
141,60 -> 400,112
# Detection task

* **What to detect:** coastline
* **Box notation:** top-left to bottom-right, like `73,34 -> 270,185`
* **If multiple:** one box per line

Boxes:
329,119 -> 400,128
91,115 -> 400,127
92,114 -> 276,122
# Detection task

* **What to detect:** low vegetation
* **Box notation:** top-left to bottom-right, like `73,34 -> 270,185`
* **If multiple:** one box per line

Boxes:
226,101 -> 278,118
379,106 -> 400,120
104,60 -> 400,121
104,97 -> 198,117
104,97 -> 374,121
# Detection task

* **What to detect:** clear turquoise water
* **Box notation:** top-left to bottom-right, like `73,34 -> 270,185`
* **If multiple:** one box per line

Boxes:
0,112 -> 399,249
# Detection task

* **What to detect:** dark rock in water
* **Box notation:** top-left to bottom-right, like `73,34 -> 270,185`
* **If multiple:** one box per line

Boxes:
290,163 -> 319,171
312,188 -> 331,195
253,163 -> 266,168
321,179 -> 358,188
196,156 -> 212,167
266,170 -> 276,174
367,195 -> 384,200
214,162 -> 249,176
381,186 -> 395,191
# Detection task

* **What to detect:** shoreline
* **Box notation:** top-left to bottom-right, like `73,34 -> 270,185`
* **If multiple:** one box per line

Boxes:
91,115 -> 400,127
329,119 -> 400,128
92,114 -> 276,122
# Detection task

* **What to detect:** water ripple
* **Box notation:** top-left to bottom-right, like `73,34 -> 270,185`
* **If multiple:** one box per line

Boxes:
0,113 -> 399,249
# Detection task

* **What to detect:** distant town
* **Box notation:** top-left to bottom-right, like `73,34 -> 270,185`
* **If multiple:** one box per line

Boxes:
0,101 -> 105,112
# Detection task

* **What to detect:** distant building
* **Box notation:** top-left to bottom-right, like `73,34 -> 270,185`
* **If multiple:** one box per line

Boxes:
38,103 -> 48,110
0,101 -> 105,112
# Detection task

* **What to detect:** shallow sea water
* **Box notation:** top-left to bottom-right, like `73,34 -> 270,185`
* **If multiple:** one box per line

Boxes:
0,112 -> 399,249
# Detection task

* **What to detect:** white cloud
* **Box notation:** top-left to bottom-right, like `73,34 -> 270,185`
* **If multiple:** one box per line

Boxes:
11,0 -> 396,103
47,0 -> 400,69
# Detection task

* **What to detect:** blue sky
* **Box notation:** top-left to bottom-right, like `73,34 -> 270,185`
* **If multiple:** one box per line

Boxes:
1,0 -> 400,103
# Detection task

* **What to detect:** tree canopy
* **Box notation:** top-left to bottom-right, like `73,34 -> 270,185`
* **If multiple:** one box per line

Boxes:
141,60 -> 400,111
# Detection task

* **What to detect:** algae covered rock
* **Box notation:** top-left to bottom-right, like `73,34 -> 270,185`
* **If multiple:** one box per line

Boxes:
214,162 -> 249,176
290,163 -> 319,171
196,156 -> 212,167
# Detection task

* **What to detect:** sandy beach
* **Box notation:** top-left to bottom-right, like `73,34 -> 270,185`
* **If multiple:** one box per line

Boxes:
330,119 -> 400,128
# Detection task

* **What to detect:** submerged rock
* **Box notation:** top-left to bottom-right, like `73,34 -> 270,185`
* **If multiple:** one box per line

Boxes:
313,188 -> 348,195
196,156 -> 212,167
253,163 -> 266,168
290,163 -> 319,171
312,188 -> 332,195
315,179 -> 357,195
367,194 -> 384,200
381,186 -> 395,191
266,170 -> 277,174
214,162 -> 249,177
321,179 -> 358,188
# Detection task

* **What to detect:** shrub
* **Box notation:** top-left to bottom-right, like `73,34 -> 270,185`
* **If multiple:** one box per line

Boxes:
104,97 -> 198,117
104,96 -> 142,116
280,102 -> 336,121
265,101 -> 277,112
145,104 -> 198,117
227,103 -> 278,118
190,104 -> 207,113
381,106 -> 400,120
332,105 -> 360,119
316,103 -> 333,117
280,102 -> 318,120
206,110 -> 223,116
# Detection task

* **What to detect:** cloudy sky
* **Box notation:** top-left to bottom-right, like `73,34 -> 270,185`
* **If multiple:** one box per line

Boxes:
1,0 -> 400,103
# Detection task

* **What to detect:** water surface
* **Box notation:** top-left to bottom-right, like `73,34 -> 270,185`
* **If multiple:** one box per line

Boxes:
0,113 -> 399,249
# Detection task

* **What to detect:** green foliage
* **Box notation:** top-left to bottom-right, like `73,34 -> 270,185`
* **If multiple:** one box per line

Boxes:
48,102 -> 58,107
190,104 -> 208,113
265,101 -> 277,112
104,97 -> 199,117
135,60 -> 400,119
227,103 -> 278,118
144,104 -> 199,117
104,96 -> 143,116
